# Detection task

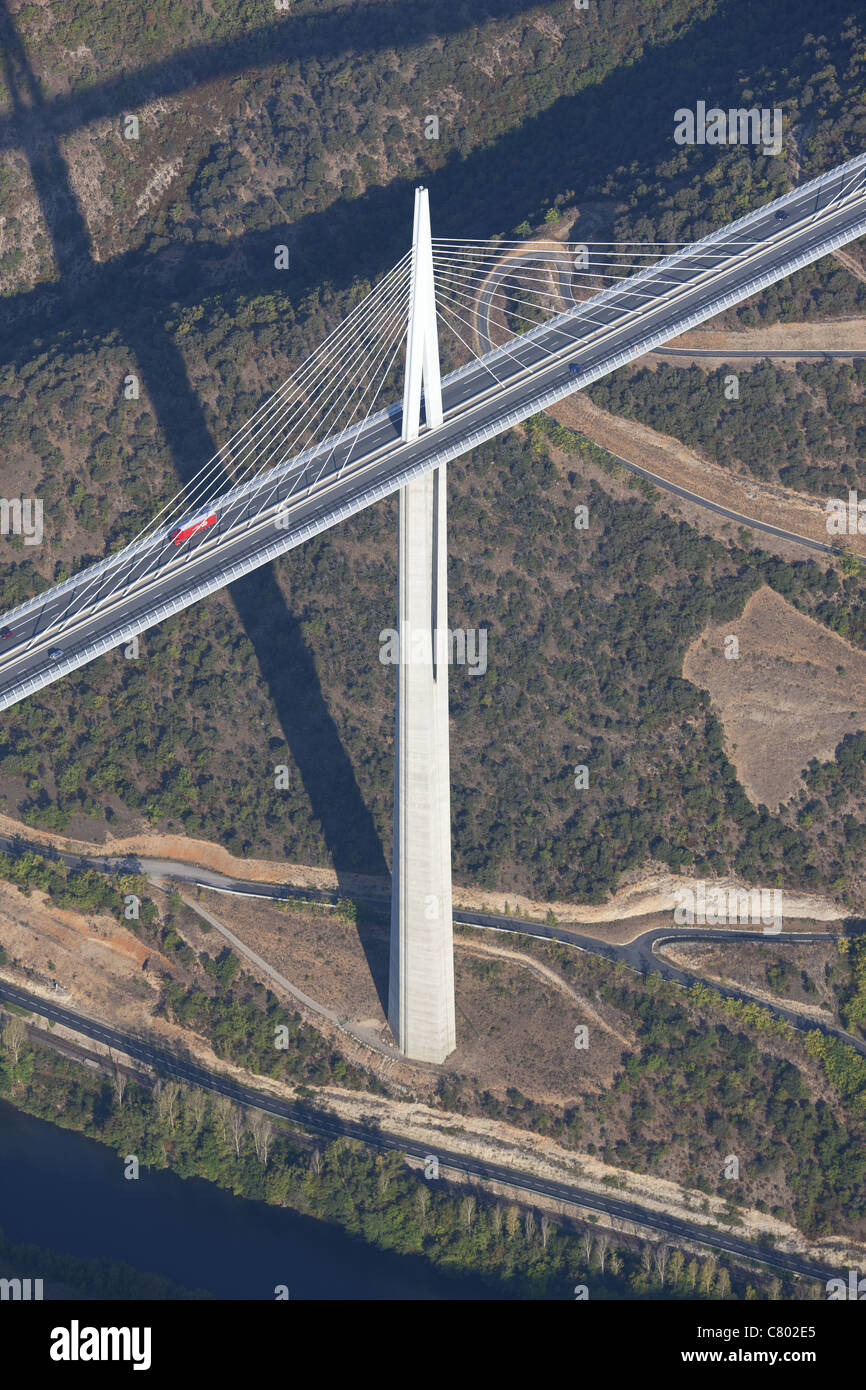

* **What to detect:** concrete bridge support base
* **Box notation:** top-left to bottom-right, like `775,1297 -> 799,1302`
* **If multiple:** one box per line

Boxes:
388,462 -> 456,1064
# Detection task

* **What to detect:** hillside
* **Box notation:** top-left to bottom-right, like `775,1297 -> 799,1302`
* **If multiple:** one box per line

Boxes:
1,0 -> 866,906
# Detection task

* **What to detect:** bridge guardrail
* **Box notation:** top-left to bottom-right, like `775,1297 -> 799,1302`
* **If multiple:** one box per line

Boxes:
1,190 -> 866,709
4,154 -> 865,639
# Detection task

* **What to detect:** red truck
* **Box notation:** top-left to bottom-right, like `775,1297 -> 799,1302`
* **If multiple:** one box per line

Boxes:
169,510 -> 217,545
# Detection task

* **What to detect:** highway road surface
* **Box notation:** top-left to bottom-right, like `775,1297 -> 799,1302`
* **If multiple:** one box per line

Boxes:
482,230 -> 861,554
1,155 -> 865,710
0,975 -> 846,1286
476,250 -> 840,555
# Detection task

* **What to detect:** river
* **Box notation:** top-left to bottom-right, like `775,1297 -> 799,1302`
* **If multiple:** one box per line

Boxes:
0,1099 -> 491,1299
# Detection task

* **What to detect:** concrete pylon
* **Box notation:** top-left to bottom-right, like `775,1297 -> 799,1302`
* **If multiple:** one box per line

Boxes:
389,188 -> 456,1064
401,187 -> 443,443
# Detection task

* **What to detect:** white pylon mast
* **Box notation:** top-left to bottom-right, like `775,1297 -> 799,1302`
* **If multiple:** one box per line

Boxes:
402,187 -> 443,442
389,188 -> 456,1064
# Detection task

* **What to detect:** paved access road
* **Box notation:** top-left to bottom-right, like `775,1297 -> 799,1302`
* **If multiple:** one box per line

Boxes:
656,347 -> 865,359
478,239 -> 849,555
0,831 -> 857,1279
578,447 -> 837,555
1,830 -> 855,1053
1,158 -> 865,710
0,976 -> 845,1287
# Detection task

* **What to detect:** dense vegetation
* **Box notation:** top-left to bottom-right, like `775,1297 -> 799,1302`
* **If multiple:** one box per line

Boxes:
3,0 -> 865,298
3,424 -> 866,906
589,358 -> 866,496
159,971 -> 368,1091
453,936 -> 866,1239
0,1029 -> 811,1300
836,933 -> 866,1036
0,1227 -> 208,1300
0,845 -> 155,920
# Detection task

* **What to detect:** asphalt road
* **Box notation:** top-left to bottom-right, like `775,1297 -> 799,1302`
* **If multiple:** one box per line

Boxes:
476,242 -> 845,555
0,829 -> 857,1278
581,449 -> 837,554
139,861 -> 866,1055
1,156 -> 865,710
656,347 -> 866,359
0,975 -> 845,1286
2,830 -> 855,1054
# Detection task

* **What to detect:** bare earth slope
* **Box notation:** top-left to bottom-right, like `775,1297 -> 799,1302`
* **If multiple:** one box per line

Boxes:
683,585 -> 866,809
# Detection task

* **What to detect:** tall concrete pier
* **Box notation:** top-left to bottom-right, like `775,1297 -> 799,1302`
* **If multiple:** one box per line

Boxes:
388,189 -> 456,1063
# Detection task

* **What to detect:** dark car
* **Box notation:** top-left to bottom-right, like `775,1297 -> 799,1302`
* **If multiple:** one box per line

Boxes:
0,628 -> 12,640
48,647 -> 64,661
774,209 -> 788,221
568,363 -> 581,375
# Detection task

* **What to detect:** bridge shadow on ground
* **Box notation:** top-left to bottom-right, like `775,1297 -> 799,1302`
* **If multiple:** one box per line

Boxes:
129,327 -> 393,1011
0,0 -> 857,1012
0,0 -> 391,1014
0,0 -> 851,355
0,0 -> 547,154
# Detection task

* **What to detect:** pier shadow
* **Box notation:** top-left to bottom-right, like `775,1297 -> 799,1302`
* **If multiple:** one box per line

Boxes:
0,0 -> 391,1011
0,0 -> 844,360
0,0 -> 855,1013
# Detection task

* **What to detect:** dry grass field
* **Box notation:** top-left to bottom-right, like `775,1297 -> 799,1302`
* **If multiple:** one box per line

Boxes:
683,585 -> 866,809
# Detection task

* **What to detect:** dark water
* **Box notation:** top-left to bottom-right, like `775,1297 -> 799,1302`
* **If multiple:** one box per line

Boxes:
0,1100 -> 489,1299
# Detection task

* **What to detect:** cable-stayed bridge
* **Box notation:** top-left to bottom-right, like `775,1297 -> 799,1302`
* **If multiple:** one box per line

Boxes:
2,153 -> 866,713
3,153 -> 866,1061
